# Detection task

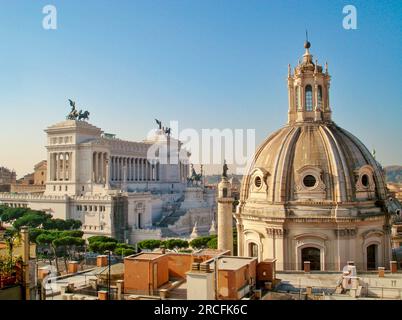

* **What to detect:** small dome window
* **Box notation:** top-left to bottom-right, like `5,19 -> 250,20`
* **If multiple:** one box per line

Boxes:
303,175 -> 316,187
305,85 -> 313,111
361,174 -> 370,187
254,176 -> 262,188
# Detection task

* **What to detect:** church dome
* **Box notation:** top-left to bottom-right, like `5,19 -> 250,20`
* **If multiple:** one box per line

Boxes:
241,122 -> 387,206
239,42 -> 388,216
236,42 -> 392,271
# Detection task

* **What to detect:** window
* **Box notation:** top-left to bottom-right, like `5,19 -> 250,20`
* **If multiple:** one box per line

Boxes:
305,85 -> 313,111
361,174 -> 370,187
249,243 -> 258,258
296,86 -> 301,110
138,213 -> 142,229
254,176 -> 262,188
65,186 -> 68,191
317,85 -> 323,109
222,188 -> 228,197
303,175 -> 316,188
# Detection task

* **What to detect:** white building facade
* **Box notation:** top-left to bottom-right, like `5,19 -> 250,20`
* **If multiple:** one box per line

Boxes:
0,118 -> 215,243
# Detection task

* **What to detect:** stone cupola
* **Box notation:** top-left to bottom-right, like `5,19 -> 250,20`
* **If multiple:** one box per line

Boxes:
287,40 -> 332,124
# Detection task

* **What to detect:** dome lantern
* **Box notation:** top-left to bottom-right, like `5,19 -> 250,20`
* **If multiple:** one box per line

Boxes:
287,40 -> 332,124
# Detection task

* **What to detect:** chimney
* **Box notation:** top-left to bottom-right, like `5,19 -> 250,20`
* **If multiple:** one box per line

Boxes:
97,255 -> 108,267
191,262 -> 200,272
200,263 -> 211,273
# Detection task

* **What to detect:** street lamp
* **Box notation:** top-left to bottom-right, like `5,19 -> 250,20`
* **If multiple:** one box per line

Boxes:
104,250 -> 111,300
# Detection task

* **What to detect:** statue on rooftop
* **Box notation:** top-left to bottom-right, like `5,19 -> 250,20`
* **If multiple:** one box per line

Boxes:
155,119 -> 162,130
67,99 -> 89,121
67,99 -> 79,120
222,160 -> 228,178
164,127 -> 171,136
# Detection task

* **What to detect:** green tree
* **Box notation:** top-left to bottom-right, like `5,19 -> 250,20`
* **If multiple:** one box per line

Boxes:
36,231 -> 61,274
163,239 -> 189,250
29,228 -> 46,243
59,230 -> 84,238
114,247 -> 135,257
0,207 -> 27,223
189,236 -> 216,249
13,213 -> 48,229
87,236 -> 117,244
137,239 -> 162,250
43,218 -> 82,231
207,237 -> 217,249
89,241 -> 117,253
65,219 -> 82,230
115,243 -> 135,250
53,236 -> 85,271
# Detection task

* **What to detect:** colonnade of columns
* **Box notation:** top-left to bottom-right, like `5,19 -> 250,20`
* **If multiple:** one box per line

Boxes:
109,156 -> 160,182
50,152 -> 72,181
92,152 -> 108,184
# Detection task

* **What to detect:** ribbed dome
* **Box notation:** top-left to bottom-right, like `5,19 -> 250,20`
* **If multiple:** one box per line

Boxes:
240,122 -> 387,207
235,42 -> 392,272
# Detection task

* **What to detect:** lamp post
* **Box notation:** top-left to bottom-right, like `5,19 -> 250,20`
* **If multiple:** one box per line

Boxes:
104,250 -> 111,300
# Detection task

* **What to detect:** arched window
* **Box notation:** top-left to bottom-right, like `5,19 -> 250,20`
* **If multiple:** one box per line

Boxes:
305,85 -> 313,111
222,188 -> 228,197
317,85 -> 323,109
296,86 -> 301,110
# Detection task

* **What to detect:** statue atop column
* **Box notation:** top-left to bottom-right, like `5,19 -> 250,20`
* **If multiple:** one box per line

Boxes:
222,160 -> 228,178
164,127 -> 172,136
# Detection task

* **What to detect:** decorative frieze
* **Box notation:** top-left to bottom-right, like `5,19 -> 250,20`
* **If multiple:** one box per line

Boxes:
334,228 -> 356,237
265,228 -> 287,238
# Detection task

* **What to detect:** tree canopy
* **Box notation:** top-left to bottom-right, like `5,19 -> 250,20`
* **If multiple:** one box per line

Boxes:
0,206 -> 81,232
137,239 -> 162,250
189,235 -> 216,249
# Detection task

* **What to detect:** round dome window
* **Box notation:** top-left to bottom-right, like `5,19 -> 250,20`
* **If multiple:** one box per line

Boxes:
361,174 -> 370,187
254,176 -> 262,188
303,175 -> 317,188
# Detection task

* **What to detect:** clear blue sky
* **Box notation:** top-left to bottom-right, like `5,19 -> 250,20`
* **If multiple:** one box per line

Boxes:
0,0 -> 401,177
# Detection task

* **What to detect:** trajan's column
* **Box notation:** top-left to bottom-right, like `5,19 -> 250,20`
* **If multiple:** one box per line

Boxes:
217,161 -> 234,254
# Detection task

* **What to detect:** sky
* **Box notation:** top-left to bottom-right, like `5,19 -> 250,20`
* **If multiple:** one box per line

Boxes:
0,0 -> 401,177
